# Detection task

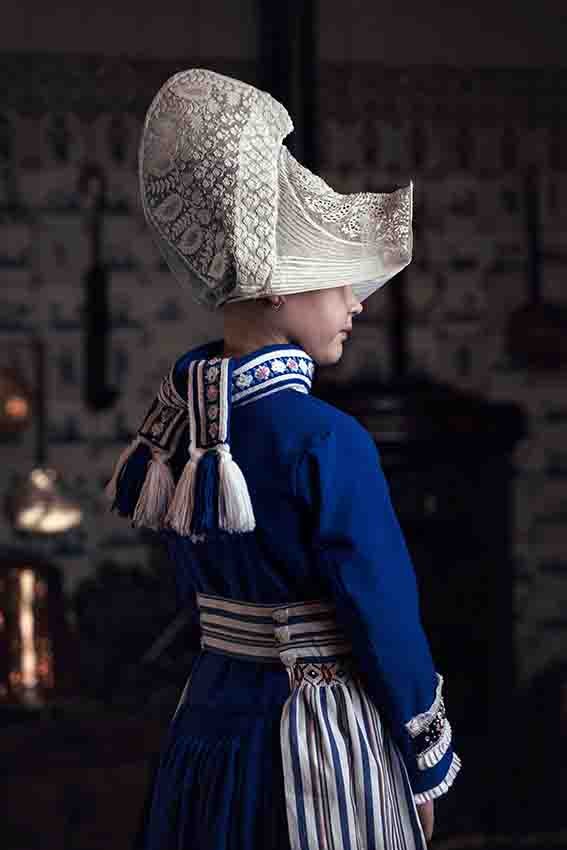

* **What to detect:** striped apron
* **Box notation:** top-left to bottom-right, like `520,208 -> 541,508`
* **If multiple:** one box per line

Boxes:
174,592 -> 427,850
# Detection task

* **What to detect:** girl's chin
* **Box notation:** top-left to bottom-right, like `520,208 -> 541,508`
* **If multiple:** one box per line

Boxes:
322,342 -> 345,366
309,338 -> 346,367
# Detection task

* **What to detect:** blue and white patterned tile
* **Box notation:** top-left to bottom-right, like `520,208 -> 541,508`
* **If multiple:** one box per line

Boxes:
91,112 -> 142,174
37,112 -> 86,169
36,211 -> 89,285
0,217 -> 33,286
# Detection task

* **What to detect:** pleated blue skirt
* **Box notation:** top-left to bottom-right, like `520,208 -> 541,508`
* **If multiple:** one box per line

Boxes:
141,594 -> 427,850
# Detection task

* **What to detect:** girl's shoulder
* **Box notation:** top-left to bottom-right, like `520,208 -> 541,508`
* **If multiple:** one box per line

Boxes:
265,388 -> 379,459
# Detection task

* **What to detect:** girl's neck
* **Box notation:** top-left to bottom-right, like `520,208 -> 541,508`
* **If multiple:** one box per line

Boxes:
222,333 -> 291,360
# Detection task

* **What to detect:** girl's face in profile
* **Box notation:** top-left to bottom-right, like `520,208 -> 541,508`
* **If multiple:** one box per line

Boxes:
280,285 -> 363,366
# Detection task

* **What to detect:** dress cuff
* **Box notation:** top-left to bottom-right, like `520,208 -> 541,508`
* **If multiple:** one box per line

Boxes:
413,751 -> 462,804
405,672 -> 451,770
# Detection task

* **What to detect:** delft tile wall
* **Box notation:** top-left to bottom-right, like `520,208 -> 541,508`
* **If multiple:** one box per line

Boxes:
0,56 -> 565,685
317,66 -> 567,686
0,55 -> 234,603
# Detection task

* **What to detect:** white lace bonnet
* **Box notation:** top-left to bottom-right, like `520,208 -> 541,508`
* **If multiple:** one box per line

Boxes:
139,68 -> 413,310
105,69 -> 414,538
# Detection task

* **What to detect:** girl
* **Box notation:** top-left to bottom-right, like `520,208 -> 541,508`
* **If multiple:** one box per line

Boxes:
107,68 -> 461,850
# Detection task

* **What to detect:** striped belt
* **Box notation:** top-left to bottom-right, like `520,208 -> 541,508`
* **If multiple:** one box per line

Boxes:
175,593 -> 427,850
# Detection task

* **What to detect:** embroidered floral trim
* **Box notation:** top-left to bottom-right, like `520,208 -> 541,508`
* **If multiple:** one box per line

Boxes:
195,349 -> 314,445
106,346 -> 316,539
232,349 -> 314,406
139,370 -> 186,451
200,356 -> 227,447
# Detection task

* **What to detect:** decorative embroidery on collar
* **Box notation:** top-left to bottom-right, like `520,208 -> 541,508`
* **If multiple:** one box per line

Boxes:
231,347 -> 314,408
133,345 -> 314,454
105,343 -> 316,541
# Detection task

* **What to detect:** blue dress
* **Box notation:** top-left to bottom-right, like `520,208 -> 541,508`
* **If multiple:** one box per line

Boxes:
110,340 -> 461,850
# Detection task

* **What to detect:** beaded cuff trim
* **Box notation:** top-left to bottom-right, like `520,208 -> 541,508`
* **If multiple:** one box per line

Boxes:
416,718 -> 452,771
405,673 -> 452,770
406,673 -> 444,736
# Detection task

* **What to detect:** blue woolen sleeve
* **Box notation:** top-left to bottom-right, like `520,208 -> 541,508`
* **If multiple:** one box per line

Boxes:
150,528 -> 203,657
294,417 -> 461,802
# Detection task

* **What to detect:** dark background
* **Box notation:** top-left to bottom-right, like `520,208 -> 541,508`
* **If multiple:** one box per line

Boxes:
0,2 -> 566,848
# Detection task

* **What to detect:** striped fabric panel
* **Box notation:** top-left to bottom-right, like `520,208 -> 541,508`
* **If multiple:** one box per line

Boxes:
196,593 -> 353,664
281,674 -> 427,850
193,593 -> 428,850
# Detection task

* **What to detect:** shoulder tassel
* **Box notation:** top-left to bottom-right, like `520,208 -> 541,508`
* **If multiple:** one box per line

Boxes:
132,449 -> 176,531
164,443 -> 256,536
104,436 -> 143,504
104,437 -> 177,530
164,446 -> 205,535
217,443 -> 256,533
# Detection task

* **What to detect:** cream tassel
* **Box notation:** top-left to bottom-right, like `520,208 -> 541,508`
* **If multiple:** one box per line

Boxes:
132,449 -> 176,531
164,446 -> 206,535
217,443 -> 256,533
104,435 -> 143,503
